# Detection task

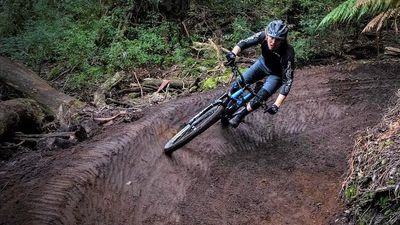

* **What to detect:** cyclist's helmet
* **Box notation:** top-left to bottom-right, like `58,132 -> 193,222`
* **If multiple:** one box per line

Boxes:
266,20 -> 289,40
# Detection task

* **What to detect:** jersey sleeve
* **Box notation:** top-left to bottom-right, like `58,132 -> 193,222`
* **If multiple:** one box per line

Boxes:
237,32 -> 265,50
280,47 -> 295,96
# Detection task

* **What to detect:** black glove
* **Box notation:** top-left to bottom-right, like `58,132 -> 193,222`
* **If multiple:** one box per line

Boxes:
267,104 -> 279,115
226,51 -> 236,65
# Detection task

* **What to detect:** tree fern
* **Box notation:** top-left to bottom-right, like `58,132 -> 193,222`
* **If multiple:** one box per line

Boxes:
318,0 -> 369,28
362,7 -> 400,32
319,0 -> 400,32
356,0 -> 400,10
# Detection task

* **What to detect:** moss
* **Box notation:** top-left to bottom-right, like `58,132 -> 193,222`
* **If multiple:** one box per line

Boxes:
201,77 -> 218,90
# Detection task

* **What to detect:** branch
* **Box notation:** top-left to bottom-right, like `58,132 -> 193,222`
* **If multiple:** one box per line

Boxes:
93,71 -> 127,107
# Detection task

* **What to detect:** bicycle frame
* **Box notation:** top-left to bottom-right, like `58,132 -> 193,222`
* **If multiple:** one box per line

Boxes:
228,88 -> 254,108
223,64 -> 257,114
188,63 -> 257,126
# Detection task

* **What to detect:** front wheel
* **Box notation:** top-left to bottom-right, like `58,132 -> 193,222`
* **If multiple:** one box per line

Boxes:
164,104 -> 225,154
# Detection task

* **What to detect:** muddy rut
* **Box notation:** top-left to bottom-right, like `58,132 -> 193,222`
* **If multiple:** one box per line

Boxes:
1,60 -> 399,225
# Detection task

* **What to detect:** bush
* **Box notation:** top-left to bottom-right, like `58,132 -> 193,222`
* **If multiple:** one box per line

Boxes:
289,31 -> 313,64
223,17 -> 254,47
342,90 -> 400,224
0,0 -> 365,94
0,18 -> 69,67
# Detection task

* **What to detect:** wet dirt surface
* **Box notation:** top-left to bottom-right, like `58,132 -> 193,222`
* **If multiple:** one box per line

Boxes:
1,60 -> 399,225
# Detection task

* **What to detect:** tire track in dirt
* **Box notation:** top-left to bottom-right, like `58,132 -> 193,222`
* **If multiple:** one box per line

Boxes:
0,60 -> 399,225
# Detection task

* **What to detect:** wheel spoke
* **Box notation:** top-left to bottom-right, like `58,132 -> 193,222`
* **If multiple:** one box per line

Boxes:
164,104 -> 225,153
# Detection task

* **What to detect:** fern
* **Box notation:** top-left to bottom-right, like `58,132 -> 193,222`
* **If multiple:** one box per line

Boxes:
319,0 -> 400,32
356,0 -> 400,12
362,7 -> 400,32
319,0 -> 365,28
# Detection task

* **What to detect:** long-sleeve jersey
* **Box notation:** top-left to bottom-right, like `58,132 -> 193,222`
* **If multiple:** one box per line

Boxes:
236,31 -> 295,96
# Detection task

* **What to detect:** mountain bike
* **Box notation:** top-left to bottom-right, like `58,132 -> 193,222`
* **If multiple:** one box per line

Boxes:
164,62 -> 262,154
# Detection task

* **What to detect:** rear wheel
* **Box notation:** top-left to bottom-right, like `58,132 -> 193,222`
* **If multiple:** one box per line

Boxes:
164,104 -> 224,154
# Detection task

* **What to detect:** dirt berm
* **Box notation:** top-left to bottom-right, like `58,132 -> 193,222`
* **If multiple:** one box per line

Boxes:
1,60 -> 399,225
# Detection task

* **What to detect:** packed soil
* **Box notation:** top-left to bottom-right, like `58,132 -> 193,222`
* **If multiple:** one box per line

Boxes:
1,59 -> 399,225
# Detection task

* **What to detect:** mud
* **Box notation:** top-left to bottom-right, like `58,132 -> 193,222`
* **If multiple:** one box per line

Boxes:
1,60 -> 399,225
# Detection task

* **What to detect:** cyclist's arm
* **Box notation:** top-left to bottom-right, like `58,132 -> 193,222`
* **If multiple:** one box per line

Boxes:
279,61 -> 294,96
276,49 -> 295,107
233,32 -> 265,56
231,45 -> 241,56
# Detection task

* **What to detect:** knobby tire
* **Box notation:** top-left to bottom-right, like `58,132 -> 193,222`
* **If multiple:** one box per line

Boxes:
164,104 -> 225,154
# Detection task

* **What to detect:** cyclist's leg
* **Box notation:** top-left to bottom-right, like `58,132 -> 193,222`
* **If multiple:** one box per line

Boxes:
248,74 -> 282,110
229,74 -> 281,127
229,57 -> 269,95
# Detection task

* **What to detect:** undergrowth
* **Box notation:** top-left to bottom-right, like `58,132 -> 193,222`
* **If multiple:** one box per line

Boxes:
0,0 -> 363,96
343,90 -> 400,225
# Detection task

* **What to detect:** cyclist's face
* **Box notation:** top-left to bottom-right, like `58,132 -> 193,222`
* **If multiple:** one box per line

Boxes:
267,36 -> 282,50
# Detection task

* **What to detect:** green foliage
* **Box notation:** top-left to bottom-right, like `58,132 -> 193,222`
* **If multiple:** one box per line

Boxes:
289,31 -> 313,63
319,0 -> 368,28
201,77 -> 219,90
0,18 -> 69,66
0,0 -> 33,36
0,0 -> 189,91
224,17 -> 254,47
104,23 -> 183,70
377,196 -> 390,208
66,65 -> 105,91
319,0 -> 400,31
0,0 -> 378,93
200,71 -> 231,90
357,0 -> 400,14
345,184 -> 358,200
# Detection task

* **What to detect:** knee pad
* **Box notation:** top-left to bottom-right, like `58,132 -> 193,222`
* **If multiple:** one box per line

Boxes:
254,81 -> 264,93
249,88 -> 271,110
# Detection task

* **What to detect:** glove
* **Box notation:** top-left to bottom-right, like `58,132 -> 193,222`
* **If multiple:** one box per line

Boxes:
226,51 -> 236,66
267,104 -> 279,115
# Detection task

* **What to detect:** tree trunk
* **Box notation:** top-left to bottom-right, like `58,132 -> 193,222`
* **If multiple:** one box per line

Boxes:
0,98 -> 46,140
0,57 -> 84,116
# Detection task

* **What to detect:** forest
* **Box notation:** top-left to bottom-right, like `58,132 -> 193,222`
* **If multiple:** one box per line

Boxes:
0,0 -> 399,225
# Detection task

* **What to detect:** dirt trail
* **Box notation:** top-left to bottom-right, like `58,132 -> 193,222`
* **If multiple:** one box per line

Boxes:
1,60 -> 399,225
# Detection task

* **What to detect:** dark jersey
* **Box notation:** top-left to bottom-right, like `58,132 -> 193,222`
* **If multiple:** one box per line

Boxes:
237,32 -> 295,96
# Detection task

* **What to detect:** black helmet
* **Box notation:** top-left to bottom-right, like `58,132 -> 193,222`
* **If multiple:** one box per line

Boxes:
266,20 -> 288,40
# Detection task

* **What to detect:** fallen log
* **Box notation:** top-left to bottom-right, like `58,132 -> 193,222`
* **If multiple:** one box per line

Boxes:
116,79 -> 195,96
0,57 -> 84,116
142,78 -> 194,90
384,47 -> 400,56
117,86 -> 156,95
0,98 -> 46,140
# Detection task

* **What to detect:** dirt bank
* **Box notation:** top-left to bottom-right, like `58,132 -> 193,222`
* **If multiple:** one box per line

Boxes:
1,60 -> 399,225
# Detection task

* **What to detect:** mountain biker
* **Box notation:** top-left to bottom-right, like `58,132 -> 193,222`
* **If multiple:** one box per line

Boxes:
226,20 -> 295,128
